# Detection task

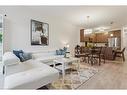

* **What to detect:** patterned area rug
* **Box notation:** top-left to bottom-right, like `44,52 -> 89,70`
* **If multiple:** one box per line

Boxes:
46,65 -> 98,89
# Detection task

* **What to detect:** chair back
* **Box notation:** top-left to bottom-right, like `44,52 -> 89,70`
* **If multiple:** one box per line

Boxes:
101,47 -> 106,54
122,48 -> 125,53
75,45 -> 81,55
91,47 -> 102,55
80,46 -> 85,53
84,47 -> 90,53
105,47 -> 114,60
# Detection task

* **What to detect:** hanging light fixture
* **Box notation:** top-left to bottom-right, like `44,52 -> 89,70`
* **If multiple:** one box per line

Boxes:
84,16 -> 93,35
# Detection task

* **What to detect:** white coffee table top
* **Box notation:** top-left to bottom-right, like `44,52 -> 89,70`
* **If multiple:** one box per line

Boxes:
54,57 -> 79,63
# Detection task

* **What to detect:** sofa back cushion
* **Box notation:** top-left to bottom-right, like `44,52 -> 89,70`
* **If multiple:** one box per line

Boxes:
32,51 -> 56,59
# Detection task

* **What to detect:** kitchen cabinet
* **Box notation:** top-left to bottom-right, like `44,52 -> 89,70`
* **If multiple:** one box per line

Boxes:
96,33 -> 108,43
80,29 -> 84,42
80,29 -> 90,42
80,29 -> 120,43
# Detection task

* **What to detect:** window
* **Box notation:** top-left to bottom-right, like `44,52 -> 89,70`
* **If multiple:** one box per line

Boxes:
0,15 -> 3,63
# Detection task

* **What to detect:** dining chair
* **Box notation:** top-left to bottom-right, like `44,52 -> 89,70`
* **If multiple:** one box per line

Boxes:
88,47 -> 102,66
114,48 -> 125,61
75,45 -> 89,62
100,47 -> 106,63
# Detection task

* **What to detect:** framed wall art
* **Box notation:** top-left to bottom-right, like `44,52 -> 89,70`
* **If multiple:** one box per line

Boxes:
31,19 -> 49,45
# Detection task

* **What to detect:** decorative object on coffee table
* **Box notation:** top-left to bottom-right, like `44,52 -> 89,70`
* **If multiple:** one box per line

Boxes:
64,52 -> 70,58
64,44 -> 70,58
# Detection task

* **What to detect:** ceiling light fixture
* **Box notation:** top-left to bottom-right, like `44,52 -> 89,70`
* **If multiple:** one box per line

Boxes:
84,16 -> 93,35
94,26 -> 111,33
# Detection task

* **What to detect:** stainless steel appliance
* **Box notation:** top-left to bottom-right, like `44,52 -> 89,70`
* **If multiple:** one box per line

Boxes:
108,37 -> 120,48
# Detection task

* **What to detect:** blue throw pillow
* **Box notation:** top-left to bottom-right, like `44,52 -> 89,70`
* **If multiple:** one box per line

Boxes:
13,50 -> 23,59
63,47 -> 67,55
56,50 -> 61,55
59,49 -> 63,55
56,47 -> 68,55
60,49 -> 65,55
19,52 -> 32,62
19,53 -> 26,62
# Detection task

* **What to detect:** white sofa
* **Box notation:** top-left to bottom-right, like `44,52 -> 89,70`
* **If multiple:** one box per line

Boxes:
32,51 -> 64,65
3,52 -> 20,66
3,52 -> 59,89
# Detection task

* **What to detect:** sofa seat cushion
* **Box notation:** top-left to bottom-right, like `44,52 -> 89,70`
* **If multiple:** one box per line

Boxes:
4,62 -> 59,89
6,59 -> 48,75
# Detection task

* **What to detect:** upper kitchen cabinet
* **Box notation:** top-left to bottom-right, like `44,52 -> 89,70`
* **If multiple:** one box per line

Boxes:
80,29 -> 121,43
96,33 -> 108,43
80,29 -> 84,42
80,29 -> 108,43
108,30 -> 121,38
80,29 -> 91,42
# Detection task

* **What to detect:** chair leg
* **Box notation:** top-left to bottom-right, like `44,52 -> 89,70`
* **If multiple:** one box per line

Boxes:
122,53 -> 125,61
99,57 -> 101,66
88,56 -> 89,63
90,57 -> 93,66
104,56 -> 105,63
3,66 -> 5,75
114,52 -> 116,60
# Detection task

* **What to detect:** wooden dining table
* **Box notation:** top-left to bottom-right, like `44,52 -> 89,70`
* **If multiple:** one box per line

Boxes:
88,47 -> 101,65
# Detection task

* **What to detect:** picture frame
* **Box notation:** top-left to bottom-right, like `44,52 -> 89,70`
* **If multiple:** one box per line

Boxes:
31,19 -> 49,46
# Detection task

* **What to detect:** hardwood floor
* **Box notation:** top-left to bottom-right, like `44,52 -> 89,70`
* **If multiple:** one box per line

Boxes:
78,58 -> 127,89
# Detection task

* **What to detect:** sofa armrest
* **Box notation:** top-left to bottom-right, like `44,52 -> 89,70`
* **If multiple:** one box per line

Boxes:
3,52 -> 20,66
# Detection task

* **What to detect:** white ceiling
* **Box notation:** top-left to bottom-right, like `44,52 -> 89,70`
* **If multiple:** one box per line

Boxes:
1,6 -> 127,29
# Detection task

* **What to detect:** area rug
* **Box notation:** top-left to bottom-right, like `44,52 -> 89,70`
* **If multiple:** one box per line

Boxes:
47,65 -> 98,89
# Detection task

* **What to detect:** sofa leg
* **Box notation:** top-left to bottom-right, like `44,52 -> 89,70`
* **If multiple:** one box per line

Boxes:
3,66 -> 5,75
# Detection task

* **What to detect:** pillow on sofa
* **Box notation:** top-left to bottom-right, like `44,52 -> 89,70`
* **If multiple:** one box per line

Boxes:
59,49 -> 66,55
56,48 -> 67,55
19,52 -> 32,62
62,47 -> 67,55
13,50 -> 23,59
56,50 -> 62,55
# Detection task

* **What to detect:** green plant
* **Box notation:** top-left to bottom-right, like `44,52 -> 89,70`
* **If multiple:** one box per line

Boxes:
0,32 -> 2,42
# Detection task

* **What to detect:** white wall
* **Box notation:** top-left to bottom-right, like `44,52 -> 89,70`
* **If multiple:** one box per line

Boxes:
0,7 -> 80,55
